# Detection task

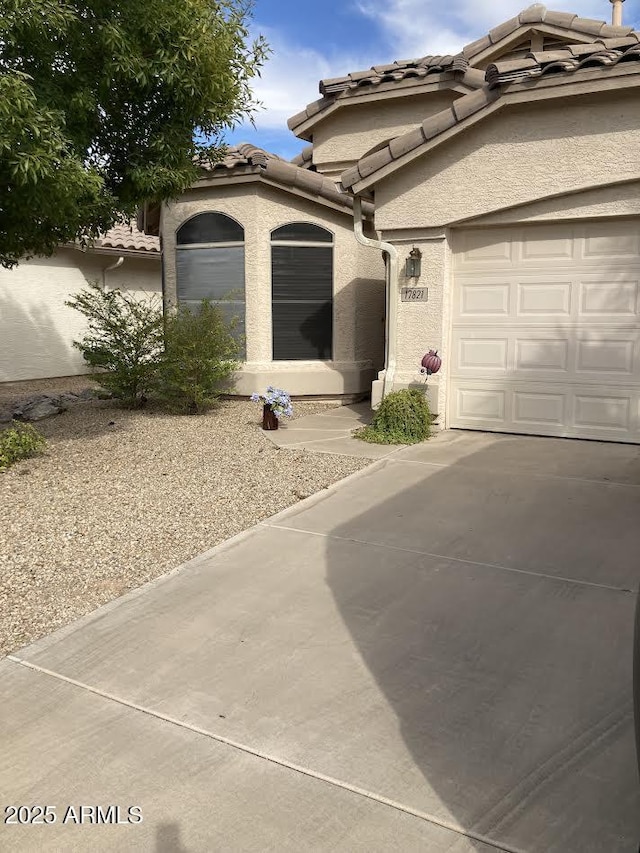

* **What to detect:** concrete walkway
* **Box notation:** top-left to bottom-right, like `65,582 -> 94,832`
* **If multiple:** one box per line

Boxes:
2,429 -> 640,852
265,401 -> 398,458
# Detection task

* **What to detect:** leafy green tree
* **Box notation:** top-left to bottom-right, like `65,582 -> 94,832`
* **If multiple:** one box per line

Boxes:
0,0 -> 268,267
66,283 -> 164,407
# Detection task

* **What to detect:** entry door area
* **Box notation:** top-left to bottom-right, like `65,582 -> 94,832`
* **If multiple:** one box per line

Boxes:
449,220 -> 640,443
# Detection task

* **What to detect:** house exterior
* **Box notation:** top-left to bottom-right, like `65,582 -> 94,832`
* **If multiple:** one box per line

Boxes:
0,225 -> 161,382
160,4 -> 640,444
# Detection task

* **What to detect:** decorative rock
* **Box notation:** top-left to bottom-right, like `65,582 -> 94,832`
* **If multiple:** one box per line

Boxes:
15,396 -> 67,422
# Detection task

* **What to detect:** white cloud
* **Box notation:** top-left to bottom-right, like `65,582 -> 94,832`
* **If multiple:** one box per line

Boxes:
355,0 -> 625,59
246,27 -> 371,132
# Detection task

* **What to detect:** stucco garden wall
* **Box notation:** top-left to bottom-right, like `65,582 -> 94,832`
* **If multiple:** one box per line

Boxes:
372,90 -> 640,419
0,249 -> 161,382
162,181 -> 385,397
312,92 -> 458,178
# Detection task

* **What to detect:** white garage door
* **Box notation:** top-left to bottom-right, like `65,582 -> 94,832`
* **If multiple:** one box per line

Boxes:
450,221 -> 640,443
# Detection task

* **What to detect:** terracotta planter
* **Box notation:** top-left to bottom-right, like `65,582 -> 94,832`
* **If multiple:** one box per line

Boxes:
262,404 -> 279,430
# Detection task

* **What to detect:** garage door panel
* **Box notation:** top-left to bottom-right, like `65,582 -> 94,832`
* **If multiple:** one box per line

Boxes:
513,391 -> 565,427
451,221 -> 640,443
453,330 -> 640,384
578,279 -> 639,317
583,221 -> 640,258
460,282 -> 510,316
573,394 -> 632,433
575,338 -> 635,374
516,338 -> 568,371
521,227 -> 575,261
456,387 -> 506,422
517,282 -> 571,316
450,380 -> 640,442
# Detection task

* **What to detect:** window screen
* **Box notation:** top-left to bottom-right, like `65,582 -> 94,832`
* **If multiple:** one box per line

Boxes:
271,223 -> 333,243
271,225 -> 333,360
175,213 -> 245,354
177,212 -> 244,245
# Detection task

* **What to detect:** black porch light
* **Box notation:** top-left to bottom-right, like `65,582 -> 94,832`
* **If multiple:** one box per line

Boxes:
406,247 -> 422,278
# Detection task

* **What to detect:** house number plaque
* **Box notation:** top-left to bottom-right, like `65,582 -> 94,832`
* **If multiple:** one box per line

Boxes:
400,287 -> 428,303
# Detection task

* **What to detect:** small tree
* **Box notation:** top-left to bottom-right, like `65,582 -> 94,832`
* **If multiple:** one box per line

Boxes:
67,284 -> 164,407
157,300 -> 240,413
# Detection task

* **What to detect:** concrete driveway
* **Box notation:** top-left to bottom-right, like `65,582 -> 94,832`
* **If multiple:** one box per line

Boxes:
2,429 -> 639,852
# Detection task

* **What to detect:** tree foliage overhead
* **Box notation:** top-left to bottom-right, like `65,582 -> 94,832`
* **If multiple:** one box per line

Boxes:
0,0 -> 268,267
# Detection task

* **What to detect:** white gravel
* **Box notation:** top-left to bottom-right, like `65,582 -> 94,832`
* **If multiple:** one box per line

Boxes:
0,387 -> 371,657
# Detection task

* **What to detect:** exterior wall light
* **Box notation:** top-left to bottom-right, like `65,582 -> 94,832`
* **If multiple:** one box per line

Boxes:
406,247 -> 422,278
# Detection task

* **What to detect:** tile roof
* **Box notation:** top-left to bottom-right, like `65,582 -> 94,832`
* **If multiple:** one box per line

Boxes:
288,5 -> 636,136
288,60 -> 478,135
98,222 -> 160,253
341,88 -> 500,190
341,8 -> 640,192
486,34 -> 640,86
291,145 -> 314,169
197,143 -> 372,214
318,54 -> 469,97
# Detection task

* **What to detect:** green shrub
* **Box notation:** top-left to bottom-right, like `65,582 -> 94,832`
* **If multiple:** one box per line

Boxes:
155,300 -> 240,414
356,388 -> 432,445
66,283 -> 164,407
0,422 -> 47,471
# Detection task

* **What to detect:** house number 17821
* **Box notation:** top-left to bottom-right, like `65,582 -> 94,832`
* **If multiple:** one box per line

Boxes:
400,288 -> 428,303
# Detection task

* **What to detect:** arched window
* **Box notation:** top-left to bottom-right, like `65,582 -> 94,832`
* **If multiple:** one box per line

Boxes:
271,223 -> 333,360
176,212 -> 245,350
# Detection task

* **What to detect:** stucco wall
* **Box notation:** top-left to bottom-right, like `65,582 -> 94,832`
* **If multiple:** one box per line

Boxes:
162,181 -> 385,396
375,91 -> 640,230
312,92 -> 458,176
0,249 -> 161,382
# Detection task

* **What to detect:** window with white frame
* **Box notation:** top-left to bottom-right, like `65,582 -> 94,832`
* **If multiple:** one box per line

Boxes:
271,222 -> 333,360
176,212 -> 245,351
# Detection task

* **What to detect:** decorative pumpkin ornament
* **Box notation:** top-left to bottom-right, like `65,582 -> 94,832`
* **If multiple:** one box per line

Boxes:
421,350 -> 442,376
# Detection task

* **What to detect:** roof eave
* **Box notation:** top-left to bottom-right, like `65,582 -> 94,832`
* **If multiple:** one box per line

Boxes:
287,74 -> 474,139
184,166 -> 373,218
344,64 -> 640,195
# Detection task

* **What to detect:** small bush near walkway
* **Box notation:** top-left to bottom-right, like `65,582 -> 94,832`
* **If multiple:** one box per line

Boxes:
0,422 -> 47,471
155,301 -> 240,414
356,388 -> 432,445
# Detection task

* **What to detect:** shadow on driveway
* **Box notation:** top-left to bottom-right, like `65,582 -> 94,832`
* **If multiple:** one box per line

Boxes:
324,432 -> 640,851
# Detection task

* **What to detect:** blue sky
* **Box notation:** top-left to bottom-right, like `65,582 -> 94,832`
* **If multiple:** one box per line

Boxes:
223,0 -> 640,160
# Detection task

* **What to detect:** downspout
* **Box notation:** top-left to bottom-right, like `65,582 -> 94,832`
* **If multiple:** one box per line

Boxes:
352,196 -> 398,401
102,256 -> 124,289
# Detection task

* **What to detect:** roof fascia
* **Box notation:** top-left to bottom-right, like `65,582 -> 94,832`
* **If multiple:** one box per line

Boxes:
258,178 -> 359,217
67,244 -> 160,259
290,75 -> 468,140
183,170 -> 362,218
468,23 -> 598,68
347,65 -> 640,195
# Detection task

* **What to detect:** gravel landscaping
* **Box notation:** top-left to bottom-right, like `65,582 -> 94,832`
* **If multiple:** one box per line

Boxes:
0,382 -> 371,657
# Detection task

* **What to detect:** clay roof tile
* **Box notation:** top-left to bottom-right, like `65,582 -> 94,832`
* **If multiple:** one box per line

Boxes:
98,223 -> 160,253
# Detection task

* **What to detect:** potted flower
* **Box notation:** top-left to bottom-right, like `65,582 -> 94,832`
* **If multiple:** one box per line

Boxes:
251,387 -> 293,430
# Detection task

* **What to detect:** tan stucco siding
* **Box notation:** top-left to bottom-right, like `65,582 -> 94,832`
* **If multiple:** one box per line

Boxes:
162,181 -> 385,396
312,92 -> 457,175
374,92 -> 640,231
0,249 -> 161,382
457,179 -> 640,227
